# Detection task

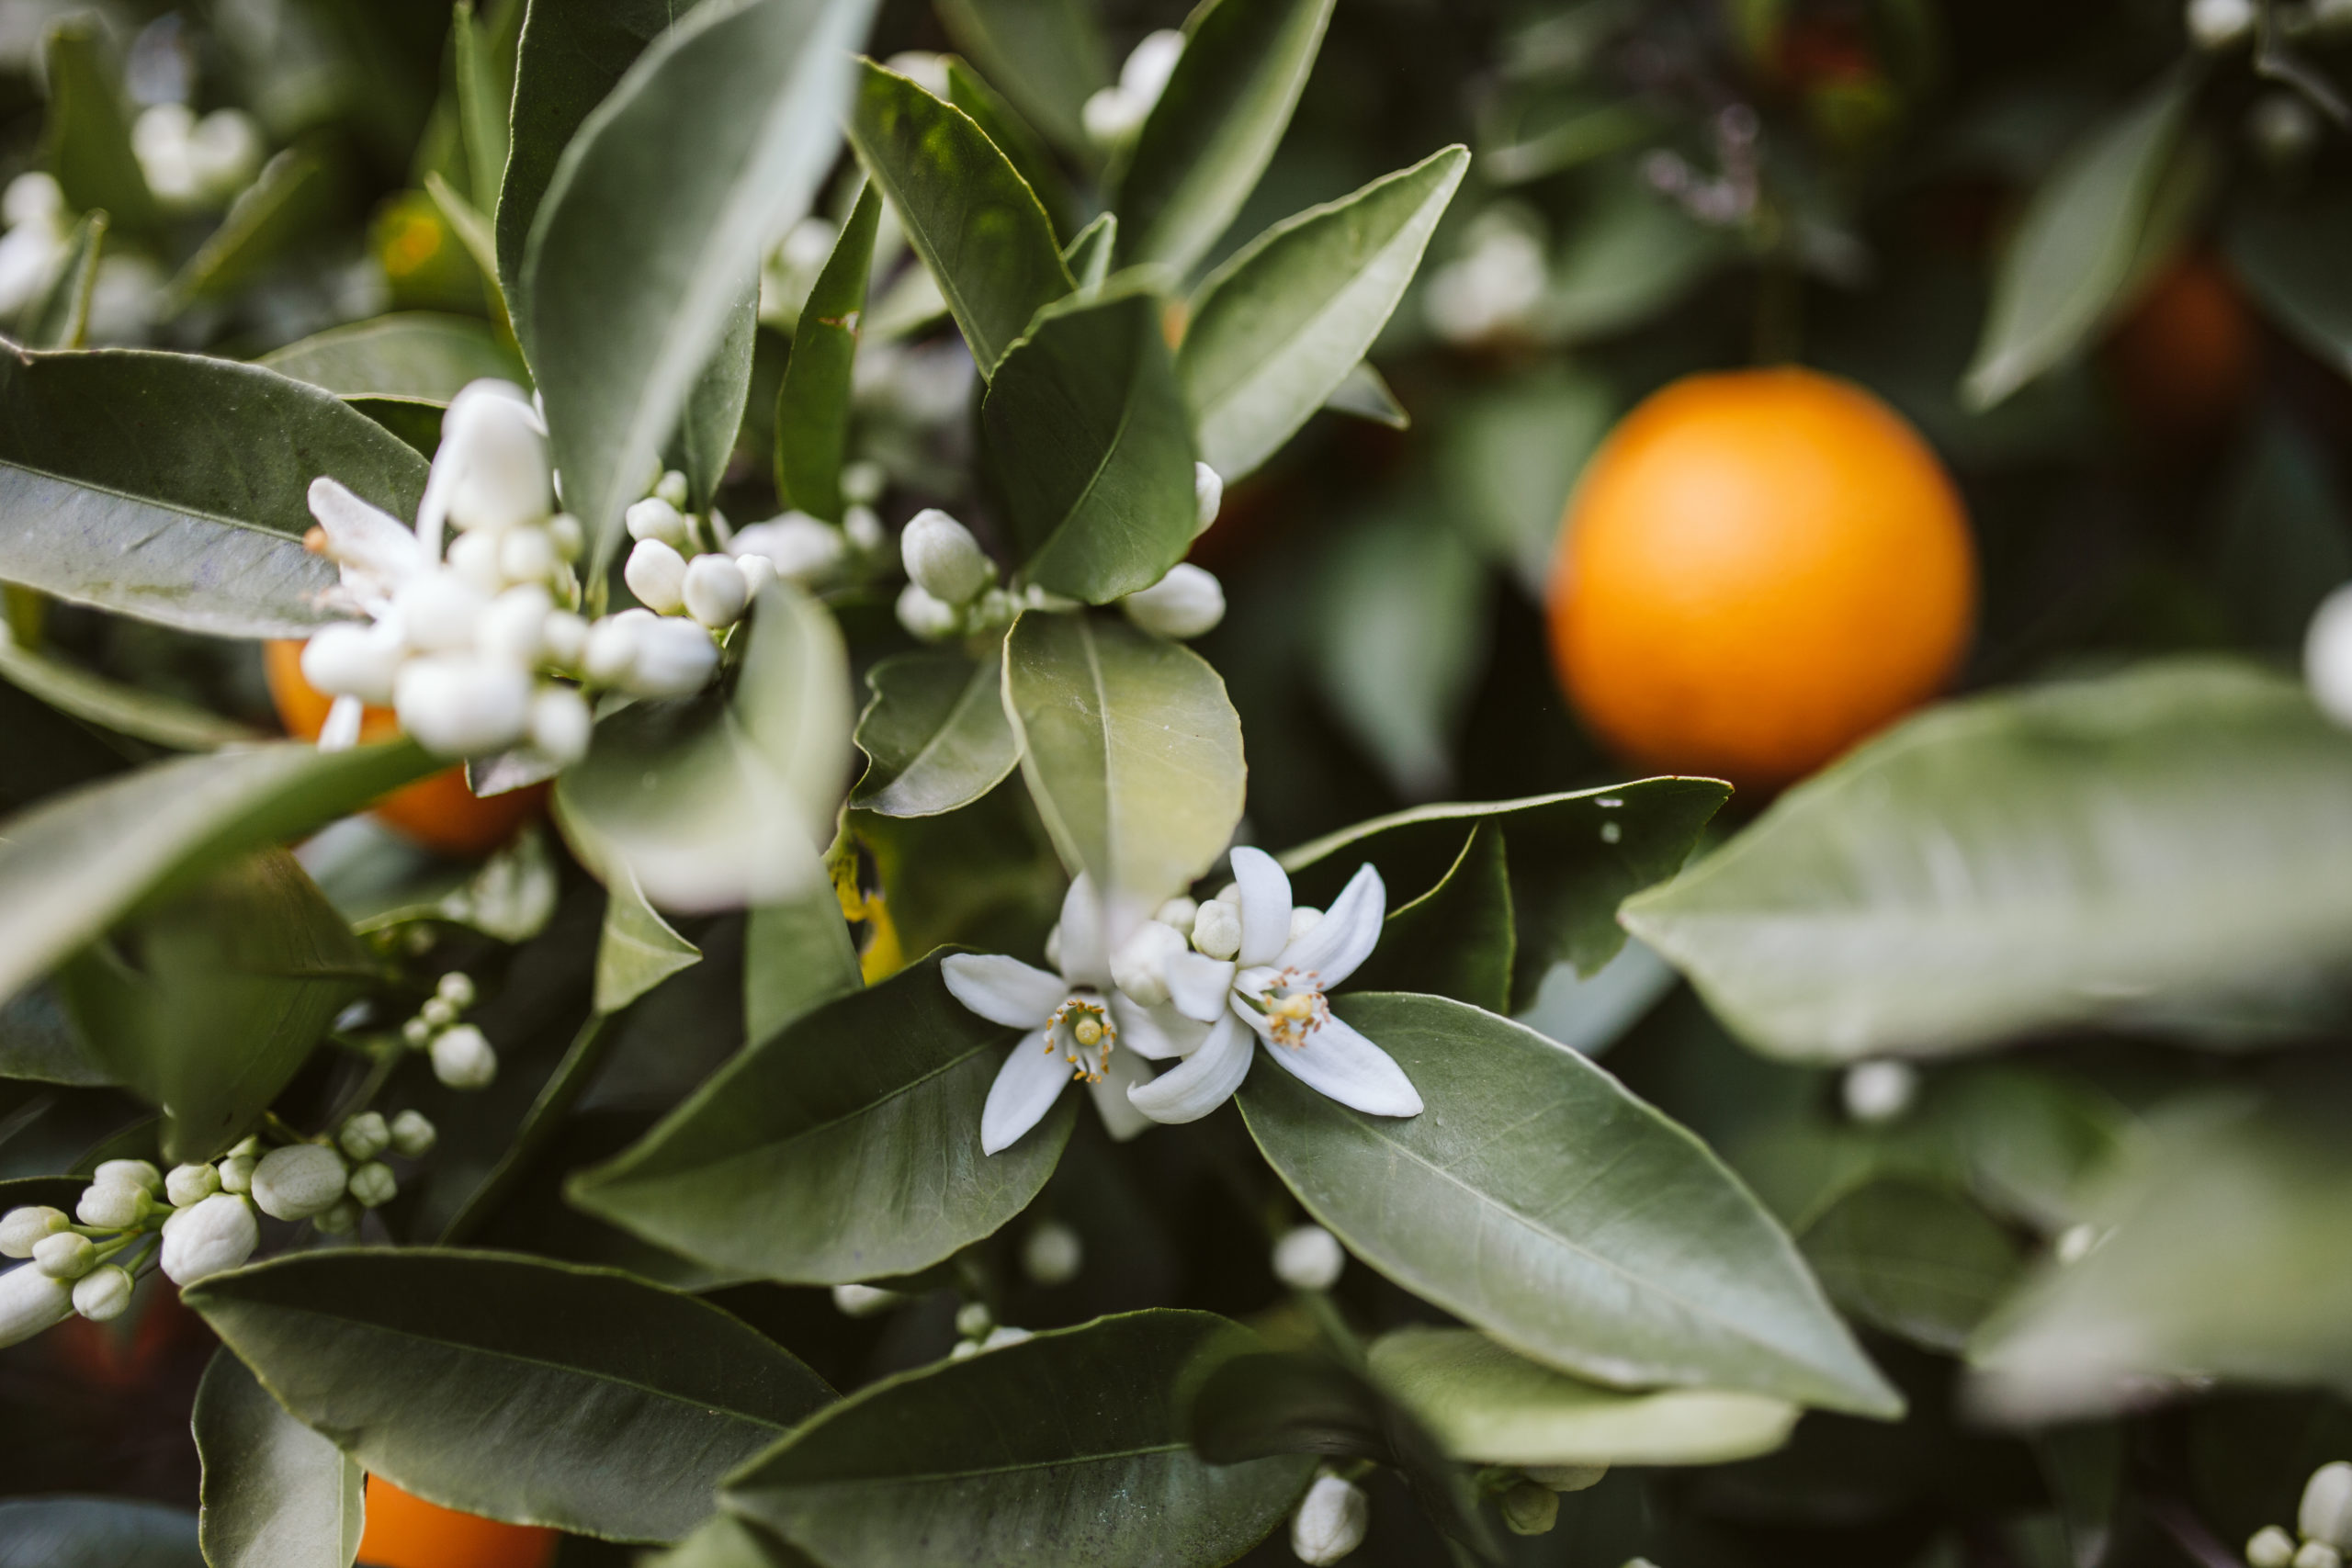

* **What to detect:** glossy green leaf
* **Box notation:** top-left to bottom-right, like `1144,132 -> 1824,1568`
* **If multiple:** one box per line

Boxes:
195,1349 -> 365,1568
1344,822 -> 1513,1011
933,0 -> 1109,154
650,1515 -> 818,1568
424,172 -> 503,301
1181,146 -> 1464,479
1623,660 -> 2352,1061
775,185 -> 879,522
451,1 -> 515,221
1961,70 -> 2197,411
845,59 -> 1072,378
1322,361 -> 1407,428
259,313 -> 528,401
1239,993 -> 1900,1417
0,984 -> 106,1085
40,18 -> 159,234
742,884 -> 861,1044
984,282 -> 1199,603
1282,778 -> 1729,1010
1061,211 -> 1115,291
681,278 -> 760,511
726,1311 -> 1311,1568
944,57 -> 1078,243
1800,1179 -> 2023,1354
166,149 -> 335,308
0,1498 -> 199,1568
186,1249 -> 834,1544
1114,0 -> 1336,276
1367,1327 -> 1800,1467
1002,612 -> 1246,916
0,739 -> 430,1010
17,209 -> 102,349
851,647 -> 1021,818
594,865 -> 702,1015
0,347 -> 429,637
526,0 -> 873,570
0,624 -> 266,750
55,848 -> 374,1164
2228,194 -> 2352,380
571,953 -> 1069,1283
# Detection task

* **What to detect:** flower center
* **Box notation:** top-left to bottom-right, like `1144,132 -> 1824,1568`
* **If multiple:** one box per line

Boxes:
1046,993 -> 1116,1081
1261,969 -> 1329,1048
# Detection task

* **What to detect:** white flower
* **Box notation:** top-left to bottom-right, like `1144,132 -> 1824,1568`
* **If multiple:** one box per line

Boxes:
2250,1528 -> 2297,1568
431,1024 -> 498,1089
626,537 -> 689,614
896,582 -> 961,641
0,174 -> 69,318
134,104 -> 263,209
72,1265 -> 132,1323
943,876 -> 1182,1155
160,1193 -> 258,1285
1109,920 -> 1188,1007
900,509 -> 992,604
0,1262 -> 73,1348
251,1145 -> 348,1222
683,552 -> 751,628
1842,1059 -> 1917,1123
1291,1472 -> 1369,1565
0,1206 -> 68,1258
529,683 -> 594,765
1425,218 -> 1548,345
626,496 -> 691,547
1082,29 -> 1183,146
623,617 -> 720,697
1127,848 -> 1420,1125
1120,563 -> 1225,639
300,620 -> 405,705
2187,0 -> 2256,48
419,381 -> 553,550
1022,1221 -> 1083,1286
1272,1224 -> 1345,1292
731,513 -> 846,584
2306,583 -> 2352,729
2308,1464 -> 2352,1551
393,655 -> 533,756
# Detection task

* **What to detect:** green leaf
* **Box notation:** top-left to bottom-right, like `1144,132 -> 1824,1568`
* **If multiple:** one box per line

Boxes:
0,984 -> 107,1085
2227,194 -> 2352,381
649,1516 -> 819,1568
424,172 -> 503,298
1321,361 -> 1407,429
1539,177 -> 1727,344
983,282 -> 1199,603
195,1349 -> 365,1568
1180,146 -> 1465,479
526,0 -> 874,570
725,1311 -> 1312,1568
1438,367 -> 1614,593
0,624 -> 267,750
558,581 -> 851,912
933,0 -> 1109,154
742,884 -> 861,1045
0,739 -> 431,1010
16,209 -> 103,350
54,848 -> 374,1164
681,278 -> 760,511
944,56 -> 1079,243
40,18 -> 160,235
851,648 -> 1023,818
1623,660 -> 2352,1061
165,149 -> 336,309
1060,211 -> 1116,291
452,1 -> 515,223
1114,0 -> 1336,276
1799,1179 -> 2023,1354
1344,822 -> 1513,1011
1282,779 -> 1730,1011
0,347 -> 431,638
259,312 -> 529,401
1366,1327 -> 1800,1468
1961,70 -> 2198,411
1001,612 -> 1246,915
775,185 -> 879,522
185,1249 -> 834,1544
571,953 -> 1070,1283
0,1498 -> 199,1568
844,59 -> 1072,378
594,865 -> 703,1015
1238,993 -> 1901,1417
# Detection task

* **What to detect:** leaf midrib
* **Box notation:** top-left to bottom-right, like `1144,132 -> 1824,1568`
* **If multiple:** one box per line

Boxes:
751,1438 -> 1187,1494
874,660 -> 1004,804
0,455 -> 305,543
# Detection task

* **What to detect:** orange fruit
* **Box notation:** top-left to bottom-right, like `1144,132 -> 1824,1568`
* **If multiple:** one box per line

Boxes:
265,638 -> 546,858
357,1477 -> 558,1568
1546,367 -> 1976,789
2104,253 -> 2256,437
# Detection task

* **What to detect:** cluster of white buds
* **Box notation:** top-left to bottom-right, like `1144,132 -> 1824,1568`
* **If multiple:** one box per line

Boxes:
400,971 -> 496,1089
2250,1461 -> 2352,1568
1291,1471 -> 1369,1565
1271,1224 -> 1345,1292
1156,880 -> 1325,970
1425,207 -> 1548,346
1082,29 -> 1183,146
1841,1059 -> 1918,1124
0,173 -> 71,318
947,1298 -> 1035,1359
2188,0 -> 2257,48
131,102 -> 264,211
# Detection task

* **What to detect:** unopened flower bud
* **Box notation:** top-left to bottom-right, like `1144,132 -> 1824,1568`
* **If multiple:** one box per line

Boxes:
311,1198 -> 360,1235
300,621 -> 405,705
447,529 -> 504,594
339,1112 -> 390,1163
896,582 -> 959,641
1110,920 -> 1187,1008
955,1301 -> 993,1339
1272,1224 -> 1345,1292
432,1024 -> 498,1089
251,1145 -> 349,1222
73,1264 -> 132,1322
2306,1463 -> 2352,1550
0,1262 -> 74,1347
737,553 -> 776,603
1499,1480 -> 1559,1536
434,971 -> 474,1007
623,617 -> 719,697
843,504 -> 885,554
395,571 -> 492,653
541,610 -> 590,671
95,1159 -> 163,1195
498,525 -> 557,586
981,1325 -> 1033,1350
161,1192 -> 258,1284
347,1162 -> 397,1209
684,552 -> 751,628
421,996 -> 458,1029
165,1163 -> 221,1207
582,609 -> 652,685
0,1206 -> 69,1258
654,470 -> 691,510
1842,1059 -> 1917,1124
831,1282 -> 901,1318
218,1155 -> 256,1195
441,382 -> 554,534
1193,462 -> 1223,531
841,460 -> 884,506
529,682 -> 593,766
1022,1221 -> 1083,1286
2187,0 -> 2256,49
548,513 -> 584,561
2311,584 -> 2352,731
76,1183 -> 148,1230
2299,1543 -> 2345,1568
731,514 -> 844,584
1191,898 -> 1242,961
2252,1528 -> 2299,1568
33,1232 -> 94,1279
627,497 -> 689,549
1288,906 -> 1323,942
478,583 -> 554,667
900,510 -> 992,604
1120,563 -> 1225,639
625,537 -> 689,615
1291,1473 -> 1368,1566
389,1110 -> 438,1158
394,654 -> 534,755
401,1016 -> 435,1047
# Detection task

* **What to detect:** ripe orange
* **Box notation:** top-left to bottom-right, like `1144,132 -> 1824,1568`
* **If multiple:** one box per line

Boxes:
358,1477 -> 558,1568
1546,367 -> 1975,789
265,639 -> 546,858
2104,253 -> 2255,437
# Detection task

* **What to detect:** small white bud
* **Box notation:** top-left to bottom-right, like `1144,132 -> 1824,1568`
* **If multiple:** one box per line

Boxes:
1022,1221 -> 1083,1286
394,571 -> 491,653
95,1159 -> 163,1195
441,384 -> 554,534
76,1184 -> 147,1231
841,460 -> 885,505
684,551 -> 751,627
900,510 -> 992,604
252,1145 -> 350,1222
2306,1463 -> 2352,1550
300,621 -> 405,705
165,1163 -> 221,1208
478,583 -> 555,668
842,504 -> 885,554
622,617 -> 720,697
981,1325 -> 1033,1350
626,496 -> 690,547
389,1110 -> 438,1158
582,609 -> 652,686
402,1016 -> 435,1046
1193,462 -> 1223,531
882,50 -> 952,96
548,513 -> 584,561
2299,1543 -> 2345,1568
949,1338 -> 979,1359
33,1232 -> 95,1279
0,1262 -> 74,1348
895,582 -> 960,641
446,529 -> 505,594
541,610 -> 590,671
421,996 -> 458,1029
338,1112 -> 390,1162
311,1198 -> 360,1235
1110,920 -> 1188,1008
1121,563 -> 1225,639
394,654 -> 535,755
73,1265 -> 132,1322
2187,0 -> 2256,49
1083,85 -> 1148,147
831,1282 -> 901,1318
217,1154 -> 256,1195
625,537 -> 689,615
1288,906 -> 1323,943
432,1024 -> 498,1089
1272,1224 -> 1345,1292
1291,1472 -> 1368,1566
3,171 -> 62,227
0,1206 -> 69,1258
2307,584 -> 2352,730
1842,1060 -> 1918,1124
498,525 -> 557,586
2252,1527 -> 2299,1568
955,1301 -> 993,1339
730,514 -> 845,584
347,1162 -> 397,1209
1191,898 -> 1242,961
737,553 -> 776,602
436,971 -> 476,1007
529,682 -> 594,766
160,1192 -> 258,1284
1120,28 -> 1183,102
655,470 -> 691,510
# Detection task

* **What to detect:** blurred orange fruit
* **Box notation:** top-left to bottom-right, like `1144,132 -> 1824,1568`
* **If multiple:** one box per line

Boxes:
357,1477 -> 558,1568
265,638 -> 545,858
2104,253 -> 2256,437
1546,367 -> 1976,789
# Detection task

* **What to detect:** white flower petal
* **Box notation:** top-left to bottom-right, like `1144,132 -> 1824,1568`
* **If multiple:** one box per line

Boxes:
980,1030 -> 1075,1155
942,953 -> 1066,1030
1277,863 -> 1385,987
308,476 -> 427,607
1228,846 -> 1294,968
1164,951 -> 1238,1023
1257,1010 -> 1421,1118
1109,992 -> 1211,1060
1088,1050 -> 1155,1142
1127,1014 -> 1253,1124
1057,875 -> 1113,989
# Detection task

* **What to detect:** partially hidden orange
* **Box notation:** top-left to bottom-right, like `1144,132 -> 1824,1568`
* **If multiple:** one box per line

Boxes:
357,1476 -> 558,1568
265,638 -> 546,858
2103,252 -> 2256,438
1546,367 -> 1976,789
